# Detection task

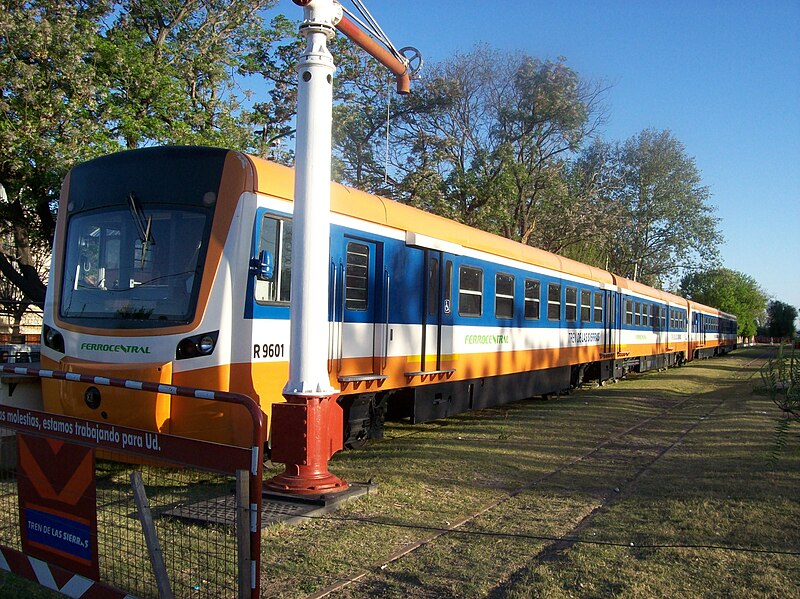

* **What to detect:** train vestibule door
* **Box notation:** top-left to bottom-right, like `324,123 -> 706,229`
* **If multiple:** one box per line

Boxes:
602,289 -> 619,356
419,250 -> 447,373
330,237 -> 388,382
700,313 -> 707,345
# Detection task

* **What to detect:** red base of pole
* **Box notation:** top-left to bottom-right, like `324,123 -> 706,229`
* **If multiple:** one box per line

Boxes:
263,465 -> 347,495
264,392 -> 348,495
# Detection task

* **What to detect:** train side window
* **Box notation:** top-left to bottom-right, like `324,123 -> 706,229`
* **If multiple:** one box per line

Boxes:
625,299 -> 633,326
634,301 -> 641,326
593,291 -> 603,323
495,273 -> 515,319
255,215 -> 292,304
459,265 -> 483,317
524,279 -> 540,320
345,241 -> 369,311
580,289 -> 591,322
548,283 -> 561,321
642,303 -> 649,327
565,287 -> 577,322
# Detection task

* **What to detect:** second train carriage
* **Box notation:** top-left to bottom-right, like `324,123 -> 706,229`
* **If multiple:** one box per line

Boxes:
40,146 -> 737,448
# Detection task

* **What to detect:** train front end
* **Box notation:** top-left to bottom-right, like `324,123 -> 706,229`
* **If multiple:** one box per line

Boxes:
40,146 -> 255,445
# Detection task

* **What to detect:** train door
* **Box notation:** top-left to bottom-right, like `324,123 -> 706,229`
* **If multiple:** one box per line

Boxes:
689,309 -> 704,354
602,289 -> 620,355
700,313 -> 707,346
414,250 -> 453,373
666,305 -> 671,340
332,237 -> 388,382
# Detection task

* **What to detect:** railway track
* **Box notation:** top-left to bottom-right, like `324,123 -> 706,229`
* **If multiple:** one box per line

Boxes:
301,349 -> 775,598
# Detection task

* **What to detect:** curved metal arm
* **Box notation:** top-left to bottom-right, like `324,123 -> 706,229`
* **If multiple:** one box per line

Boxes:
335,15 -> 411,94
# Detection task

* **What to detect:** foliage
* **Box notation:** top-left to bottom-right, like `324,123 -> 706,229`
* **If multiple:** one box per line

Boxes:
605,129 -> 721,287
96,0 -> 292,151
679,268 -> 767,337
387,46 -> 610,253
765,300 -> 798,340
0,0 -> 112,304
334,47 -> 723,294
331,42 -> 403,196
0,0 -> 297,307
756,344 -> 799,465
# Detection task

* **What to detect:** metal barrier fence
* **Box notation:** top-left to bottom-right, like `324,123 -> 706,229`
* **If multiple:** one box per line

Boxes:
0,364 -> 265,598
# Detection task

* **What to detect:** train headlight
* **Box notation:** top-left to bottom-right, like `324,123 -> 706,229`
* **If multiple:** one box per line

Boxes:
176,331 -> 219,360
43,325 -> 65,353
198,335 -> 215,354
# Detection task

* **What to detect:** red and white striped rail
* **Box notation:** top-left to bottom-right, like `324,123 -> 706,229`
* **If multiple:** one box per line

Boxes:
0,363 -> 266,597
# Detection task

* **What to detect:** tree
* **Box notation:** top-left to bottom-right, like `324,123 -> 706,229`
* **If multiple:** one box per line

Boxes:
331,42 -> 406,195
606,129 -> 722,287
538,138 -> 625,262
97,0 -> 285,150
0,0 -> 301,308
679,268 -> 767,337
0,0 -> 113,305
766,301 -> 798,340
391,46 -> 609,250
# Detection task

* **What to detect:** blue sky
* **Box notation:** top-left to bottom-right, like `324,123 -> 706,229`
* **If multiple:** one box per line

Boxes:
277,1 -> 800,310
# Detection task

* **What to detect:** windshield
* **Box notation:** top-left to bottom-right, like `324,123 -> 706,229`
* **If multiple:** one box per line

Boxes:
60,207 -> 209,327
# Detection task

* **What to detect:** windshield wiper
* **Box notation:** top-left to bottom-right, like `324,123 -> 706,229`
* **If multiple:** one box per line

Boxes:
127,192 -> 155,268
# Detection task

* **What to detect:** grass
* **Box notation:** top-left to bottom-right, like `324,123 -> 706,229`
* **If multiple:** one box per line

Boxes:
1,346 -> 797,597
260,346 -> 798,598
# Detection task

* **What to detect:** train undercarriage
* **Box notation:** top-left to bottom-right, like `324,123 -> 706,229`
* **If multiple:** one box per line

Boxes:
337,347 -> 738,448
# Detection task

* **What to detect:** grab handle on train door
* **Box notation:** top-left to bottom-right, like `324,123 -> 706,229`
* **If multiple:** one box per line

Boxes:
338,261 -> 345,372
328,260 -> 336,372
383,269 -> 390,370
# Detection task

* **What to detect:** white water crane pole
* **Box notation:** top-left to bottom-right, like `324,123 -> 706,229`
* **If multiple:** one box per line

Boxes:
267,0 -> 417,495
284,0 -> 342,398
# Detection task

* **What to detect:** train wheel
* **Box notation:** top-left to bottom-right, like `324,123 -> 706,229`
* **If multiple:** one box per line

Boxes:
344,435 -> 369,450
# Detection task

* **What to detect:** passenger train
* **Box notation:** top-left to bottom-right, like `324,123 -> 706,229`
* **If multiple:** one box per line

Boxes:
40,146 -> 737,448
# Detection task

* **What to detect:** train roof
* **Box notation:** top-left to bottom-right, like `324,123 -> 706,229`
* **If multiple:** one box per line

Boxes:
687,300 -> 737,320
247,155 -> 619,282
245,152 -> 730,318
